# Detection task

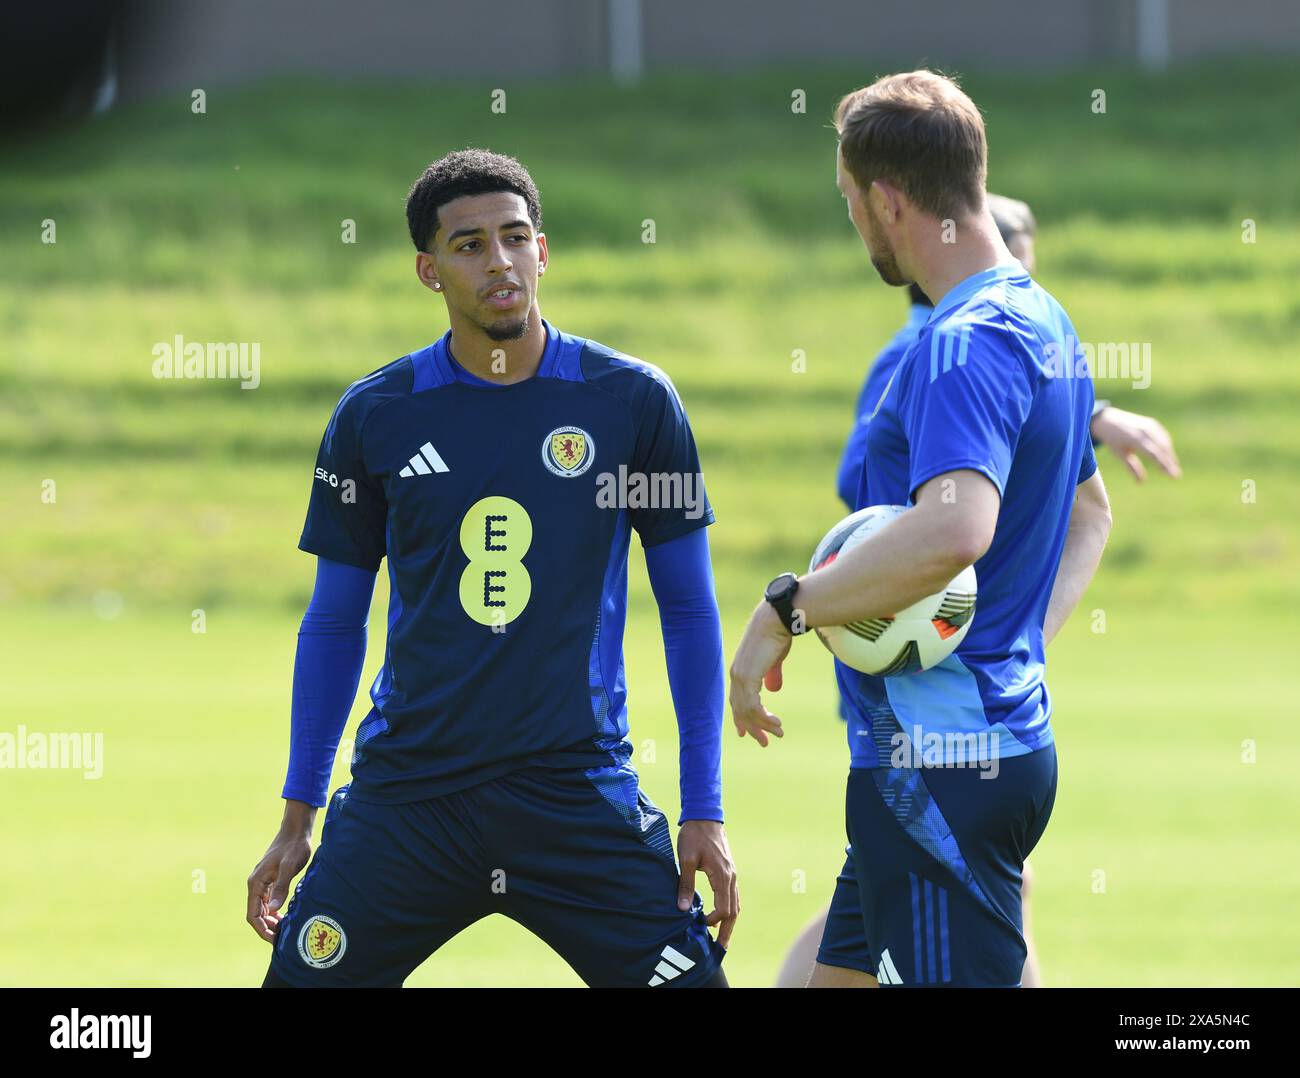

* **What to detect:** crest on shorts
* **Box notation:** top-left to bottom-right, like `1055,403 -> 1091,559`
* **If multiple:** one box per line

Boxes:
543,426 -> 594,477
298,915 -> 346,969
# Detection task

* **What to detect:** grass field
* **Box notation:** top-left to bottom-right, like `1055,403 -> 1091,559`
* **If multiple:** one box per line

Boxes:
2,61 -> 1298,986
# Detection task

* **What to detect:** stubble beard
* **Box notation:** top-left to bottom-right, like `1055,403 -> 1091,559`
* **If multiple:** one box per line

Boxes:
483,311 -> 531,342
867,208 -> 909,288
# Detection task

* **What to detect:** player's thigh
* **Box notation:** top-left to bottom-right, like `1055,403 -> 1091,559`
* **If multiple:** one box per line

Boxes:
485,764 -> 726,988
808,962 -> 878,988
845,752 -> 1053,988
269,785 -> 486,987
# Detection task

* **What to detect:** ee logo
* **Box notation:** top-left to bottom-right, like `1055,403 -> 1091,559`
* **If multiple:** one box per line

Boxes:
458,496 -> 532,626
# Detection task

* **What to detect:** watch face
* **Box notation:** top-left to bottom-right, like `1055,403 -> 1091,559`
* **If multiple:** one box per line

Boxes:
766,573 -> 796,602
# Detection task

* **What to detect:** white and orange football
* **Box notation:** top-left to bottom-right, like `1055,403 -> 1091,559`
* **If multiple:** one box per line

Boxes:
807,504 -> 977,676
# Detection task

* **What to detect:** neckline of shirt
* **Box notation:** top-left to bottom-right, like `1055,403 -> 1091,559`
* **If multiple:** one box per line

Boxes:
438,318 -> 561,388
927,262 -> 1027,325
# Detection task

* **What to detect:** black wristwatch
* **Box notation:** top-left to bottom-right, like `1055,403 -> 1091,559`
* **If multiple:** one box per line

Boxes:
764,572 -> 806,635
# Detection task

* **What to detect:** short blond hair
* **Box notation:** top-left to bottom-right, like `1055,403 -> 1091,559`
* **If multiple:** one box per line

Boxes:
835,70 -> 987,221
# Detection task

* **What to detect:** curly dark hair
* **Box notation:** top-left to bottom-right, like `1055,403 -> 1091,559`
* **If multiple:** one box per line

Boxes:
405,148 -> 543,251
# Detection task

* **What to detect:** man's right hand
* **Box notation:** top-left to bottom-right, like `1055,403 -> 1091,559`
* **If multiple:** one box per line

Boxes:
246,804 -> 316,943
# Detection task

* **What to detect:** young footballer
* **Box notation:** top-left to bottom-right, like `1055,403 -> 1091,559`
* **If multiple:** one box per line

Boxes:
730,71 -> 1112,987
247,149 -> 735,988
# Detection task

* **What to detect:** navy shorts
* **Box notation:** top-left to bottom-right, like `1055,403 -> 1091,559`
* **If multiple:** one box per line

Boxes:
268,761 -> 725,987
817,743 -> 1057,986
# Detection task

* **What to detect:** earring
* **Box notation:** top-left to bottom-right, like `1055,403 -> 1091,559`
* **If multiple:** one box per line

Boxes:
432,282 -> 442,291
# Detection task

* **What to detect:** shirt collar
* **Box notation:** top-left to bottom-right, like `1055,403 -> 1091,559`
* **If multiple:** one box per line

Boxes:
436,317 -> 560,386
927,262 -> 1026,324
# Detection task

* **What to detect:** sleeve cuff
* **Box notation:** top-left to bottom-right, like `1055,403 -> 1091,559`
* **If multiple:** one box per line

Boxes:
678,807 -> 724,825
298,534 -> 383,573
639,508 -> 716,549
281,785 -> 328,809
908,460 -> 1006,504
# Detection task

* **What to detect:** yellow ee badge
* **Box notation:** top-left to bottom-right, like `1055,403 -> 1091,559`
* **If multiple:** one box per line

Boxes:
298,915 -> 346,969
458,496 -> 533,627
543,426 -> 594,477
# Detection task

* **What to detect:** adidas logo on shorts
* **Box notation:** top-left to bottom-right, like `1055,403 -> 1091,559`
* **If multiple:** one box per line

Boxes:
647,944 -> 695,986
876,947 -> 904,985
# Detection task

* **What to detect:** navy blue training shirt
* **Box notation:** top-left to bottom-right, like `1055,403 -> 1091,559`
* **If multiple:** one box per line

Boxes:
299,319 -> 717,805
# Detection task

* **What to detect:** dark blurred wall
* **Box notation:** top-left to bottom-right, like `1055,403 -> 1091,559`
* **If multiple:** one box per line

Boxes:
115,0 -> 608,102
643,0 -> 1102,68
112,0 -> 1300,103
1170,0 -> 1300,55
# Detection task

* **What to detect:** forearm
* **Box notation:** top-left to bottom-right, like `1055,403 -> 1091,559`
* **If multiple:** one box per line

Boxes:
281,616 -> 368,806
796,507 -> 971,629
795,470 -> 1000,629
645,529 -> 724,824
1043,508 -> 1110,646
660,605 -> 724,822
281,558 -> 376,807
279,799 -> 317,836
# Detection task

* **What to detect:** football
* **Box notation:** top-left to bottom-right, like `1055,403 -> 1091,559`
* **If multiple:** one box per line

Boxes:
807,504 -> 978,676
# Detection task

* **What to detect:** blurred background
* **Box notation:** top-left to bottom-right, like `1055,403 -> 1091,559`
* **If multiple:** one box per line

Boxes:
2,0 -> 1298,987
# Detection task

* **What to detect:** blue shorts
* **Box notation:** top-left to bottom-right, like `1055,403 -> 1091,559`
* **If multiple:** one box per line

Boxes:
269,761 -> 725,987
816,743 -> 1057,986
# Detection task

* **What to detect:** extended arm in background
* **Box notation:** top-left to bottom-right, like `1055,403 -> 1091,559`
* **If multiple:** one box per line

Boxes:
1091,404 -> 1181,482
644,526 -> 737,948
